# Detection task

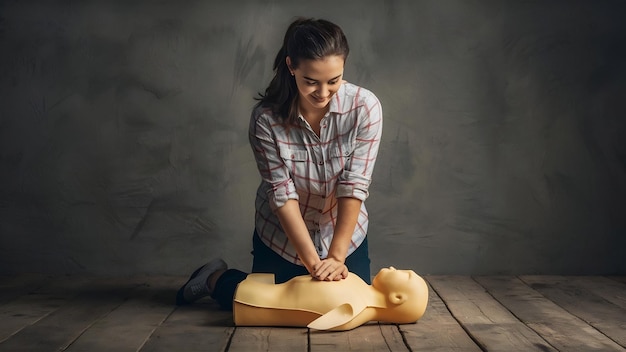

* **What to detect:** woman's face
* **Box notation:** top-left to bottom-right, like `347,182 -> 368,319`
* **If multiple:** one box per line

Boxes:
288,55 -> 345,115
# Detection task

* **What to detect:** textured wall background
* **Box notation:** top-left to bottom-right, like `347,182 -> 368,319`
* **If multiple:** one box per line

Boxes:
1,0 -> 624,276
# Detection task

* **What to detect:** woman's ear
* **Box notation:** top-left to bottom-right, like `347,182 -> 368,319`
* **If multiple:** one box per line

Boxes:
286,56 -> 294,75
388,292 -> 407,305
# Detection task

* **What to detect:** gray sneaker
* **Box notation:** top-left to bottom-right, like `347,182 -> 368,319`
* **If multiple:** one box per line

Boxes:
176,258 -> 227,305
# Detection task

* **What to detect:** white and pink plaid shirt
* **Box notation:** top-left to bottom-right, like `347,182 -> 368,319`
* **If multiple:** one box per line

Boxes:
249,82 -> 383,265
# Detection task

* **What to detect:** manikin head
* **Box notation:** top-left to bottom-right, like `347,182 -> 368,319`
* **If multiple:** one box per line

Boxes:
372,267 -> 429,323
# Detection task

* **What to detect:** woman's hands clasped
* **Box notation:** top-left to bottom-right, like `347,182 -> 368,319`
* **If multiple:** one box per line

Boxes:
312,257 -> 349,281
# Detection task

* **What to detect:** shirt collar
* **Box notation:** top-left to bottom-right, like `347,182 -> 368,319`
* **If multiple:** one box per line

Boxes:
328,82 -> 346,114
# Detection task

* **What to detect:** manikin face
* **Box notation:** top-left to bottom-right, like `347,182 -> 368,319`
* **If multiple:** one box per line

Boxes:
287,55 -> 345,115
372,267 -> 420,293
372,266 -> 429,323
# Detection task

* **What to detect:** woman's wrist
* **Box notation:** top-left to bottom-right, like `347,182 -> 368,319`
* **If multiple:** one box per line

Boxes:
303,257 -> 322,274
327,251 -> 346,264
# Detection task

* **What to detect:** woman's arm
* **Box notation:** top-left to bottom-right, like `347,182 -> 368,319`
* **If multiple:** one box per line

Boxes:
314,197 -> 361,281
249,111 -> 321,275
275,199 -> 321,274
317,88 -> 383,281
329,197 -> 362,261
251,111 -> 340,278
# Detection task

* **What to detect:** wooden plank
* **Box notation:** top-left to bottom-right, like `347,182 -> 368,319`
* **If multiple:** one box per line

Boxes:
475,276 -> 624,351
64,276 -> 180,352
580,276 -> 626,310
521,275 -> 626,348
401,282 -> 481,351
0,275 -> 102,344
228,326 -> 307,352
0,277 -> 139,352
0,291 -> 66,343
139,299 -> 233,352
427,276 -> 556,351
309,323 -> 400,351
378,324 -> 410,351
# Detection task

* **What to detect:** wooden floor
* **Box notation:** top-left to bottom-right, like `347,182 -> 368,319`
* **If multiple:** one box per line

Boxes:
1,275 -> 625,351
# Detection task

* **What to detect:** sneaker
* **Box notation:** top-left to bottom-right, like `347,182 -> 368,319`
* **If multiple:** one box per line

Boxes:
176,258 -> 227,305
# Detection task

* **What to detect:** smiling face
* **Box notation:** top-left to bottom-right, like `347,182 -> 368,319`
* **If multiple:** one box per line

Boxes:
287,55 -> 345,116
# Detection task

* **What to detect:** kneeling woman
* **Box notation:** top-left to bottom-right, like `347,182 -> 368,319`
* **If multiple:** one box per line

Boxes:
177,17 -> 383,311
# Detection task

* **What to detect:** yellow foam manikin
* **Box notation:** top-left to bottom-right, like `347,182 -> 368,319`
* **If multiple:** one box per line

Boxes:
233,267 -> 428,331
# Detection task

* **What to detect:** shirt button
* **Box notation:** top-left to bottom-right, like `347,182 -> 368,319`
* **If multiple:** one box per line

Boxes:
318,161 -> 324,165
291,154 -> 295,159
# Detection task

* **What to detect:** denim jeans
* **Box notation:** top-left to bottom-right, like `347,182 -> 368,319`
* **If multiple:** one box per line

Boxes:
210,231 -> 371,310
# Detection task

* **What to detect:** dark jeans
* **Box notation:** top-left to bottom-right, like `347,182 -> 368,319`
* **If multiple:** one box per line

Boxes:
210,231 -> 371,310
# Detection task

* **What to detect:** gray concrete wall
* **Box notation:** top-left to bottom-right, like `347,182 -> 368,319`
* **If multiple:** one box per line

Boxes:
1,0 -> 624,276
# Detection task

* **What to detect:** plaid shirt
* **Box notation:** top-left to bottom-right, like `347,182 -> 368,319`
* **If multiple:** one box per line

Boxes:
249,82 -> 383,265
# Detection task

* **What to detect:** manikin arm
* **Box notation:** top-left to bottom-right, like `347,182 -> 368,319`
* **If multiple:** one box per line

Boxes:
307,301 -> 371,330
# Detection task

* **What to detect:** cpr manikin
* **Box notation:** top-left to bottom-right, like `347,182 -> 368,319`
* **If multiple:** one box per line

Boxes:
233,267 -> 428,331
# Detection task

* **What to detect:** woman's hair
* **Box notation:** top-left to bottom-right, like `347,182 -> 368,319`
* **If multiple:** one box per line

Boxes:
256,18 -> 349,125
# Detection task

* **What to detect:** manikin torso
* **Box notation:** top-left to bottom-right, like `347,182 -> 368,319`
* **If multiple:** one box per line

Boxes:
233,267 -> 428,331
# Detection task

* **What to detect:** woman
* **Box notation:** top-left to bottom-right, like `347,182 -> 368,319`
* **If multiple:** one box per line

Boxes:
177,17 -> 383,310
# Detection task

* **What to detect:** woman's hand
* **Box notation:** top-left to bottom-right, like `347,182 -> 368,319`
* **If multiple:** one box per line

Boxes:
313,257 -> 349,281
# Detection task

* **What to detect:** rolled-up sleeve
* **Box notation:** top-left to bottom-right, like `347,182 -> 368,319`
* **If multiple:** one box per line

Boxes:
336,93 -> 383,200
249,111 -> 299,210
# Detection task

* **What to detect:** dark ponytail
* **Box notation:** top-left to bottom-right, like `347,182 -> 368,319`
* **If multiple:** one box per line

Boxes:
256,18 -> 350,125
